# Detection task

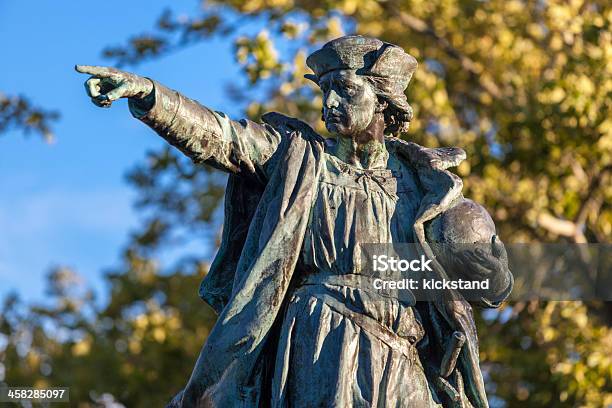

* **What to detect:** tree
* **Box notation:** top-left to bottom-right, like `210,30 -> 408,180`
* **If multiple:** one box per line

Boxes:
1,0 -> 610,406
0,93 -> 58,141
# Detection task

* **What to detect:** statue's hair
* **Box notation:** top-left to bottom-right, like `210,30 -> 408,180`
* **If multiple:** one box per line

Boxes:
364,76 -> 413,137
378,95 -> 413,137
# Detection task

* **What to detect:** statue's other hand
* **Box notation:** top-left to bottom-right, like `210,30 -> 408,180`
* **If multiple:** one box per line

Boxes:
451,235 -> 513,306
75,65 -> 153,108
451,235 -> 509,278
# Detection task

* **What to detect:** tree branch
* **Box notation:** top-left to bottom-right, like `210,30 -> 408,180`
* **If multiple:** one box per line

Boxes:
575,165 -> 612,226
0,93 -> 59,141
537,212 -> 581,238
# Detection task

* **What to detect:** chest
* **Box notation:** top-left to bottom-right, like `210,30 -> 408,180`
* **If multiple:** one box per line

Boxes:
307,153 -> 424,244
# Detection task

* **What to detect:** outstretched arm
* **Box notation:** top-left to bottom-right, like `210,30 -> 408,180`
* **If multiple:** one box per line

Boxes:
75,65 -> 281,181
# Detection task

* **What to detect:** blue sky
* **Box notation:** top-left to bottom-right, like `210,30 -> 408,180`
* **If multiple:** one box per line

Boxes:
0,1 -> 248,302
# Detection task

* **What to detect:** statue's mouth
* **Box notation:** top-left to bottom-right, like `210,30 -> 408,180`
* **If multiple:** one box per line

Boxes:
325,110 -> 343,122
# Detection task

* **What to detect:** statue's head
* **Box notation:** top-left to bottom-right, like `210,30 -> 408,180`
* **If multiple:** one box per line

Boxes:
306,35 -> 417,138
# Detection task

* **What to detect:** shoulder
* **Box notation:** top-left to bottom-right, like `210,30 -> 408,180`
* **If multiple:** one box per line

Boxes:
261,112 -> 326,145
385,137 -> 466,170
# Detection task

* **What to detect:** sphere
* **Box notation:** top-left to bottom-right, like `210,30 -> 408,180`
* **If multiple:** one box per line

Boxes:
426,199 -> 496,244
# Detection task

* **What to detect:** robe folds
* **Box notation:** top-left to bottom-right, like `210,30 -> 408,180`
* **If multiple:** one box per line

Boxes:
131,82 -> 510,408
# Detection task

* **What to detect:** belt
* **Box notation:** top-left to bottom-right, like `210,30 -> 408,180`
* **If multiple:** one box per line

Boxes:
309,292 -> 419,360
294,273 -> 424,356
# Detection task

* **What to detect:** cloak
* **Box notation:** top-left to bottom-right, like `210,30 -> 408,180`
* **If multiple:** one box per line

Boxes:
189,112 -> 490,408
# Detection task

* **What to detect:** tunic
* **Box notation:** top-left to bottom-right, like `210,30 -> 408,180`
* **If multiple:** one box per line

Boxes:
271,149 -> 442,407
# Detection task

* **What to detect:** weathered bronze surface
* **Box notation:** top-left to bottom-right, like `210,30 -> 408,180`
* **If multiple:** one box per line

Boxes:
76,35 -> 512,408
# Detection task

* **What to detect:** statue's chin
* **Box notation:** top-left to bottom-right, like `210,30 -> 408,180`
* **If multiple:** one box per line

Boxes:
325,121 -> 340,134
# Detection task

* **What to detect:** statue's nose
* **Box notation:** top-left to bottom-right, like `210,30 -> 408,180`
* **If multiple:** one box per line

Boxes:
324,89 -> 340,109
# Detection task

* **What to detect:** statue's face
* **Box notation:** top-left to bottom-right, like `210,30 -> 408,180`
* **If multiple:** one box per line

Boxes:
319,70 -> 378,137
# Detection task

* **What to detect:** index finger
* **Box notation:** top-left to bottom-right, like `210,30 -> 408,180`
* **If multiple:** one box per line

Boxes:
74,65 -> 118,77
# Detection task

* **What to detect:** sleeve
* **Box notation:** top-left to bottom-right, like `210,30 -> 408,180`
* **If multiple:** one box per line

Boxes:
128,80 -> 282,182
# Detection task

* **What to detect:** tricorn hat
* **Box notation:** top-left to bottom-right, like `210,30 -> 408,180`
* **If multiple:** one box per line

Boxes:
306,35 -> 417,115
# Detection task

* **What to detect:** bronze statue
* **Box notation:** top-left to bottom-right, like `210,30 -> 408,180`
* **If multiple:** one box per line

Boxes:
77,35 -> 512,408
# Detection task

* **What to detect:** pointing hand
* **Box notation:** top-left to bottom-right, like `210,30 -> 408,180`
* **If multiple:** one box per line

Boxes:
75,65 -> 153,108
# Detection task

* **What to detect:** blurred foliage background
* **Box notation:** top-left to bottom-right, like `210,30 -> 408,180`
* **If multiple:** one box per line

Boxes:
1,0 -> 611,406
